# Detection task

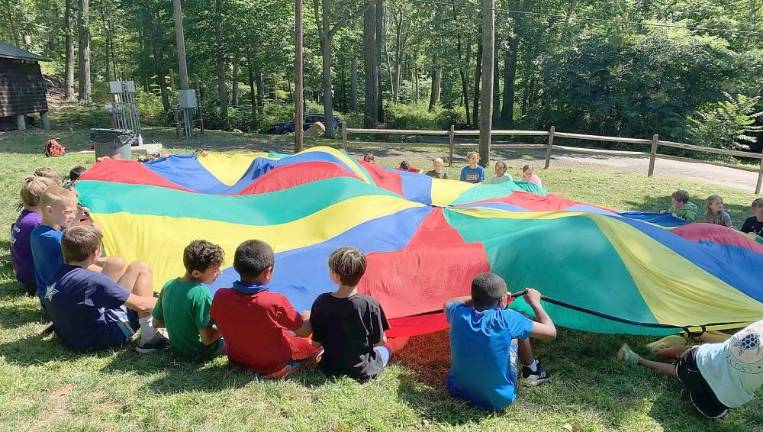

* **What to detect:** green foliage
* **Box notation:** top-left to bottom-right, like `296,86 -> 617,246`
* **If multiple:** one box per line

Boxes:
385,102 -> 468,130
687,93 -> 763,151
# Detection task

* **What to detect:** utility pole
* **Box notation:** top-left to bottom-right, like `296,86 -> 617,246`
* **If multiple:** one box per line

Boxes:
479,0 -> 495,166
172,0 -> 189,90
294,0 -> 304,152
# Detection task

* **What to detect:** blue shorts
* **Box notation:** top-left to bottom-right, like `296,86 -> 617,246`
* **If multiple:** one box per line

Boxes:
508,340 -> 519,384
104,307 -> 139,347
374,345 -> 391,368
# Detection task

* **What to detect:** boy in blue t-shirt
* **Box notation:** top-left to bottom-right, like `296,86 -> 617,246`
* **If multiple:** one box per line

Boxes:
445,272 -> 557,411
30,186 -> 125,309
46,225 -> 167,352
459,152 -> 485,183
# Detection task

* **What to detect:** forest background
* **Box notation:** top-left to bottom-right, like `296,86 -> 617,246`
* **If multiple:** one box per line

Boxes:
1,0 -> 762,152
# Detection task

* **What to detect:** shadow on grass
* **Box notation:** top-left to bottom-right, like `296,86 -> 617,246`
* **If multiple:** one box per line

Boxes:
0,332 -> 86,365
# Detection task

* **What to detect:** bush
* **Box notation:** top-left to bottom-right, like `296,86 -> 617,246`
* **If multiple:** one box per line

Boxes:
385,102 -> 468,130
136,90 -> 172,127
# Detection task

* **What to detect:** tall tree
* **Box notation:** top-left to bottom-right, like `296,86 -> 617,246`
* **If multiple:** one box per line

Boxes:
375,0 -> 384,122
363,1 -> 379,128
479,0 -> 495,166
214,0 -> 228,121
64,0 -> 76,101
77,0 -> 92,102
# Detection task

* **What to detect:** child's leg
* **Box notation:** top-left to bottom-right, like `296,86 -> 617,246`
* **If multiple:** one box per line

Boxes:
116,261 -> 153,315
517,338 -> 535,367
635,357 -> 679,379
86,256 -> 126,281
699,330 -> 730,344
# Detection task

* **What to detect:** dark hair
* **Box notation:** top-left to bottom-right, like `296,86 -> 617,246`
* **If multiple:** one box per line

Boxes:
61,225 -> 102,263
328,247 -> 367,286
363,153 -> 375,162
399,161 -> 410,170
495,160 -> 507,170
234,240 -> 274,280
183,240 -> 225,274
471,272 -> 507,309
672,190 -> 690,204
752,198 -> 763,209
69,166 -> 86,182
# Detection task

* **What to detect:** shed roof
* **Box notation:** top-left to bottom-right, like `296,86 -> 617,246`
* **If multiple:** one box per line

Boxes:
0,42 -> 49,62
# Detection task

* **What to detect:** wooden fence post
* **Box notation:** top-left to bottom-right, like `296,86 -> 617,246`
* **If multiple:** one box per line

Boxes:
341,121 -> 348,151
448,124 -> 455,167
756,155 -> 762,195
648,134 -> 659,177
544,126 -> 555,169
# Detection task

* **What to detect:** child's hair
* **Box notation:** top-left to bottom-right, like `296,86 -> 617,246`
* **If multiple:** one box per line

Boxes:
233,239 -> 274,280
328,247 -> 367,286
433,157 -> 444,165
672,190 -> 690,204
752,198 -> 763,209
20,176 -> 57,208
363,153 -> 375,162
522,165 -> 532,173
183,240 -> 225,274
399,161 -> 410,170
495,160 -> 507,170
34,167 -> 62,184
40,185 -> 76,209
61,225 -> 102,263
466,151 -> 478,160
69,166 -> 86,182
471,272 -> 507,309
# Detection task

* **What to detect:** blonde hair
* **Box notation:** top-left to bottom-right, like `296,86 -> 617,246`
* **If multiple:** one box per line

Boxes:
705,194 -> 723,222
40,185 -> 77,209
20,176 -> 57,208
33,167 -> 62,184
433,157 -> 444,164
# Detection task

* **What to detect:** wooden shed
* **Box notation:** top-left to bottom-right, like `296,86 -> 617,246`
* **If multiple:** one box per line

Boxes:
0,42 -> 50,130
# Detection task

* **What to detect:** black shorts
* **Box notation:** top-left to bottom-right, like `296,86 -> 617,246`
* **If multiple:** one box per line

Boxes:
675,347 -> 729,419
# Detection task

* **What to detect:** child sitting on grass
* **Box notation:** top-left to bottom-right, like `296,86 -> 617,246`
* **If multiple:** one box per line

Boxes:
11,176 -> 57,296
488,161 -> 512,184
662,190 -> 699,222
521,165 -> 542,187
211,240 -> 318,377
153,240 -> 225,359
30,186 -> 126,309
445,273 -> 556,411
398,160 -> 422,173
46,225 -> 166,352
460,152 -> 485,183
425,157 -> 448,179
741,198 -> 763,237
704,195 -> 731,227
64,165 -> 86,189
34,167 -> 62,185
310,247 -> 391,381
618,320 -> 763,419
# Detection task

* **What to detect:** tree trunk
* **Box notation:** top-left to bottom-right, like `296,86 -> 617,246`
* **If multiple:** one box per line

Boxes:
350,55 -> 358,111
479,0 -> 495,166
363,2 -> 378,128
149,11 -> 170,113
320,34 -> 334,137
247,55 -> 256,121
339,58 -> 346,111
214,0 -> 227,122
232,59 -> 239,107
428,67 -> 441,111
492,52 -> 500,124
414,63 -> 419,101
256,67 -> 265,114
77,0 -> 91,103
471,40 -> 482,128
64,0 -> 76,101
172,0 -> 190,90
457,36 -> 470,125
393,11 -> 403,103
98,2 -> 111,81
501,32 -> 519,126
375,0 -> 384,123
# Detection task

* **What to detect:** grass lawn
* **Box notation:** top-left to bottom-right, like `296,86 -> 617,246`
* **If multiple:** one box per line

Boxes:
0,126 -> 761,432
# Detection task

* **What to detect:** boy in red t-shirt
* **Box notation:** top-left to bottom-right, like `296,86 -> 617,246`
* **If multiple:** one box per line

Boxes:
210,240 -> 319,377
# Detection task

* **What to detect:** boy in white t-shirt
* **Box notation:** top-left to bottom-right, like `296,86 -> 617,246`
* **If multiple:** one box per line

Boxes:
617,321 -> 763,419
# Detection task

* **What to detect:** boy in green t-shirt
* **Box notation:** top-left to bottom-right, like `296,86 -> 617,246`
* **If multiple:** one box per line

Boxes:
153,240 -> 225,358
662,190 -> 699,222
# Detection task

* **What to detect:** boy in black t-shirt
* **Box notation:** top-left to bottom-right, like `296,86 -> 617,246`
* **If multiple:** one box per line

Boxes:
310,247 -> 390,381
741,198 -> 763,237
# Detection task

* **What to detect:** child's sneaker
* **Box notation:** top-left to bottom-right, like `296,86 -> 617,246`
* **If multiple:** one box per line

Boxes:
646,334 -> 688,353
135,332 -> 170,354
522,360 -> 550,386
617,343 -> 640,365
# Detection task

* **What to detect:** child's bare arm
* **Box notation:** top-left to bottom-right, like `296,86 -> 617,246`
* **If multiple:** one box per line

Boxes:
294,310 -> 312,337
198,327 -> 221,346
524,288 -> 557,341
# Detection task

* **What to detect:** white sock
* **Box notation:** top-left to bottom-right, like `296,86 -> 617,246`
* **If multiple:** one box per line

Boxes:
525,359 -> 538,373
139,315 -> 157,342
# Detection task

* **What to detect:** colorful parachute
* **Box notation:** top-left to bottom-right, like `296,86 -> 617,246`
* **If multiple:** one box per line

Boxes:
76,147 -> 763,337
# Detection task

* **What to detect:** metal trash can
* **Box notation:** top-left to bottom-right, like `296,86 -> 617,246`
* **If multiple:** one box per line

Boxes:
90,128 -> 134,160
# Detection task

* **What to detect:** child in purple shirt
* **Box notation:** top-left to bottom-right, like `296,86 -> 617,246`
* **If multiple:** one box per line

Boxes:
11,176 -> 57,295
